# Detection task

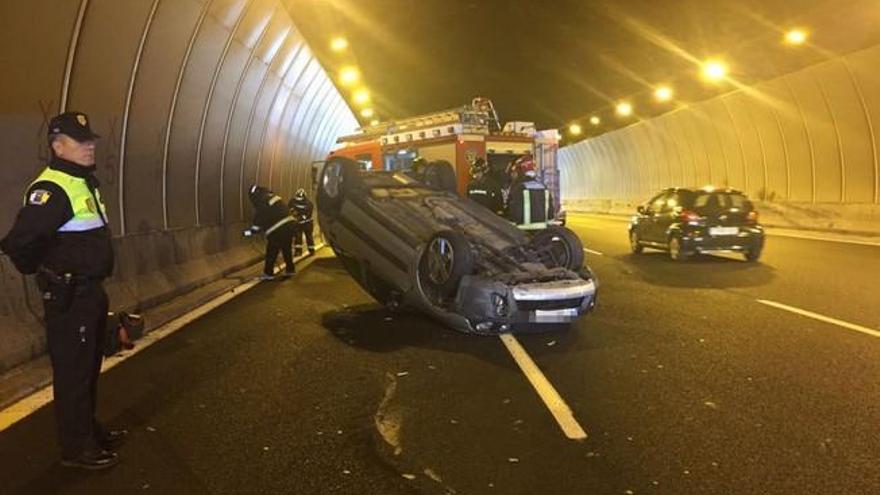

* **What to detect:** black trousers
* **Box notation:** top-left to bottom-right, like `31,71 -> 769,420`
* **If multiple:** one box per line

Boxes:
264,225 -> 295,275
294,221 -> 315,254
43,281 -> 108,458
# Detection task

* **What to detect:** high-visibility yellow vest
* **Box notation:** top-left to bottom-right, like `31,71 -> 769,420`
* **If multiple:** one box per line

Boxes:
26,167 -> 108,232
519,182 -> 550,230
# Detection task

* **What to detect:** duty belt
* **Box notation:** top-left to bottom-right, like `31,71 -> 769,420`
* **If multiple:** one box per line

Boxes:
37,267 -> 102,286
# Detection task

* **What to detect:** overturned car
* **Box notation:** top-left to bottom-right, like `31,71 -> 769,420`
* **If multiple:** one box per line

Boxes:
317,157 -> 597,334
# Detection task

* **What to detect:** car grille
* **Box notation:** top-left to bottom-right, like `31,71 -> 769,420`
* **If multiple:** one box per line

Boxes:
516,297 -> 585,311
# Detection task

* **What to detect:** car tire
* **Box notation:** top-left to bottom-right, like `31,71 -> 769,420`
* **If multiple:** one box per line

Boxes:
422,161 -> 458,194
530,226 -> 585,270
744,246 -> 762,262
668,236 -> 689,262
317,157 -> 361,216
629,230 -> 643,254
417,230 -> 473,302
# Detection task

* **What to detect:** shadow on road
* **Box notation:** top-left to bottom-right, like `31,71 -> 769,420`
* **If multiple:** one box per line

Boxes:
617,251 -> 777,289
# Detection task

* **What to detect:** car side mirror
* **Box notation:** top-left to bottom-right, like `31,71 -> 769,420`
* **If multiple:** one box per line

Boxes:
637,205 -> 647,215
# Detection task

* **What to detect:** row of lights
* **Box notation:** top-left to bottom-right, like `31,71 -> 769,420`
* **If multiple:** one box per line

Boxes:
330,36 -> 380,126
567,28 -> 809,137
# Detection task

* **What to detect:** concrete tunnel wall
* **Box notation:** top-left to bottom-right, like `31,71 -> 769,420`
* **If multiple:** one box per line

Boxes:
559,43 -> 880,234
0,0 -> 358,372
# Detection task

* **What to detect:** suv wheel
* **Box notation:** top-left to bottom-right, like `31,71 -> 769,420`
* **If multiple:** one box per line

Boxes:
668,237 -> 689,262
744,246 -> 762,262
629,230 -> 643,254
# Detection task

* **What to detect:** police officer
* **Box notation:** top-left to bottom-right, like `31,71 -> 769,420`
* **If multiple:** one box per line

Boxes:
247,185 -> 296,280
288,188 -> 315,256
504,155 -> 554,230
0,111 -> 125,469
466,157 -> 504,214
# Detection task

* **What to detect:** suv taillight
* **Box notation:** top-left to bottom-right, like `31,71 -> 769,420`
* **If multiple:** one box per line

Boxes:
747,211 -> 759,224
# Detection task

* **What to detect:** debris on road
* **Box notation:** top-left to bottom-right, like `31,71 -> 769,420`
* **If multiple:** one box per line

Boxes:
402,474 -> 417,480
546,340 -> 556,347
704,401 -> 718,409
146,426 -> 156,432
396,371 -> 409,377
508,457 -> 519,463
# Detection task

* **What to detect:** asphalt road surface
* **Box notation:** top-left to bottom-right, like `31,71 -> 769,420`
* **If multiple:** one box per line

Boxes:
1,214 -> 878,494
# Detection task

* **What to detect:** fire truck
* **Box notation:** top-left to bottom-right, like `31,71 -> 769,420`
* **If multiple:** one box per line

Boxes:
327,97 -> 561,208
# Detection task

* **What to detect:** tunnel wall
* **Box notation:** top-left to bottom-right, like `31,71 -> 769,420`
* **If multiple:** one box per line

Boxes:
559,44 -> 880,234
0,0 -> 358,372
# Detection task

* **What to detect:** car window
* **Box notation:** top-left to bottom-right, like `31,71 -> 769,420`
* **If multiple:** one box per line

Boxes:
693,192 -> 753,212
648,192 -> 667,211
661,192 -> 683,213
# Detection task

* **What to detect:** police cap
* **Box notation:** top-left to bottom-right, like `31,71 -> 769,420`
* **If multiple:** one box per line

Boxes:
48,111 -> 100,142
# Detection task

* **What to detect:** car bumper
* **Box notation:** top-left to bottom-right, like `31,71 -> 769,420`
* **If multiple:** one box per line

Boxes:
680,227 -> 764,254
451,274 -> 598,334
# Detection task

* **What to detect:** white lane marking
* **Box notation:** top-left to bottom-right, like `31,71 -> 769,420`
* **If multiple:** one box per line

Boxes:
0,247 -> 323,432
766,231 -> 880,248
757,299 -> 880,339
582,248 -> 604,256
499,333 -> 587,440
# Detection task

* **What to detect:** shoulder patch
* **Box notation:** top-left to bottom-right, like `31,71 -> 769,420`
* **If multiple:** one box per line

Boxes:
28,189 -> 52,206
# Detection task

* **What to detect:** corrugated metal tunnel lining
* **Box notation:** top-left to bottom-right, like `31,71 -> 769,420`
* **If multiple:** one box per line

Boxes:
0,0 -> 357,371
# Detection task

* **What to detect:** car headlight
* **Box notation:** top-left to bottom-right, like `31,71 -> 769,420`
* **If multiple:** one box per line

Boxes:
491,293 -> 509,317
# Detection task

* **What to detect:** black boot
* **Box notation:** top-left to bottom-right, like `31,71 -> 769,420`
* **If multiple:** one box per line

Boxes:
61,449 -> 119,470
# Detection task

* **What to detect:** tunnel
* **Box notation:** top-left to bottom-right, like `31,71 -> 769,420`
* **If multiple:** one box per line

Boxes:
1,0 -> 357,371
1,1 -> 879,493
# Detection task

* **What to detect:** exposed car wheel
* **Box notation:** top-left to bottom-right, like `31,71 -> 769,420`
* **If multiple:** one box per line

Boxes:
531,226 -> 585,271
744,246 -> 762,262
317,157 -> 361,216
629,230 -> 643,254
668,236 -> 689,262
417,230 -> 473,303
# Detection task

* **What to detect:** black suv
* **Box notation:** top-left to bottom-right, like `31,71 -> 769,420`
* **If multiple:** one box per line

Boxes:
629,187 -> 765,262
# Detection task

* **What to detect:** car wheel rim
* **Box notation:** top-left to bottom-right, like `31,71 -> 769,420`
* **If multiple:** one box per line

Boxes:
426,238 -> 454,285
322,163 -> 342,198
549,236 -> 571,267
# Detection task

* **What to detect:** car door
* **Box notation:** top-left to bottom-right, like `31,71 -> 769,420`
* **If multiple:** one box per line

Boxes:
653,191 -> 682,241
641,191 -> 669,243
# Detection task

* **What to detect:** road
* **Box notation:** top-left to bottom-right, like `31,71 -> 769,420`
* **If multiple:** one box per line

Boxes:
1,213 -> 878,494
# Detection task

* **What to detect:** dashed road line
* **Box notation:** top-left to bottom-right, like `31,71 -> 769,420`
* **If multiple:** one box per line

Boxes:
765,231 -> 880,248
757,299 -> 880,339
499,333 -> 587,441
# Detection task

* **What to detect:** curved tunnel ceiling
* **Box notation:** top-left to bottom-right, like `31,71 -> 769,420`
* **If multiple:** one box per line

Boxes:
0,0 -> 358,236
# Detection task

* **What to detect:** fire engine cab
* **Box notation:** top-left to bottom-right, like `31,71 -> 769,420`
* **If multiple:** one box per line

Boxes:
327,97 -> 561,207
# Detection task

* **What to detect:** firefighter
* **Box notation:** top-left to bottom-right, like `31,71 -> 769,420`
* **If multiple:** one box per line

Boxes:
247,185 -> 296,280
0,112 -> 125,470
466,157 -> 503,214
504,155 -> 554,230
288,188 -> 315,256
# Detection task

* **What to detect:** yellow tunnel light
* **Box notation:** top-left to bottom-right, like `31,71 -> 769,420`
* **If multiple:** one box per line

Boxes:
352,89 -> 371,105
360,108 -> 374,118
654,86 -> 673,102
568,123 -> 582,136
369,119 -> 380,126
339,66 -> 360,86
616,101 -> 633,117
785,28 -> 808,45
701,59 -> 728,82
589,116 -> 601,126
330,37 -> 348,52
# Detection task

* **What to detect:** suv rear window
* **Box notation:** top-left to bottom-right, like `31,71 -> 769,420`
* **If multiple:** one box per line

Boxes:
692,192 -> 753,212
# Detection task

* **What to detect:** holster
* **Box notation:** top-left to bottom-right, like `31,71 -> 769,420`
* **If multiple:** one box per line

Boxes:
35,269 -> 76,313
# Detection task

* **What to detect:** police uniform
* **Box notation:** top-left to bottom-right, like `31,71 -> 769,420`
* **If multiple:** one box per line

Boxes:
0,112 -> 123,469
288,191 -> 315,256
249,186 -> 296,277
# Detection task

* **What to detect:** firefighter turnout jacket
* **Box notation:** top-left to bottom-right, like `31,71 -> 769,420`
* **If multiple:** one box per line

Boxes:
506,178 -> 553,230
